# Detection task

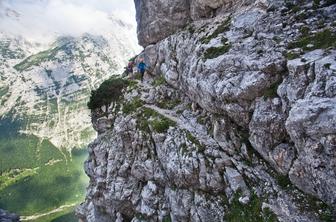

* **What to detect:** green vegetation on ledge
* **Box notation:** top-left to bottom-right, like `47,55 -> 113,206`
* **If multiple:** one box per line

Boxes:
204,44 -> 231,60
0,86 -> 9,98
162,214 -> 172,222
263,81 -> 281,98
136,107 -> 176,134
122,97 -> 144,115
225,192 -> 278,222
151,117 -> 176,134
158,98 -> 181,110
186,131 -> 205,152
152,76 -> 166,87
200,17 -> 231,44
275,174 -> 292,189
285,51 -> 301,60
288,29 -> 336,51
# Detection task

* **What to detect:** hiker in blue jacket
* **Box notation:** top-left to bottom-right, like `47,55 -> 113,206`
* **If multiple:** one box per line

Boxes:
138,58 -> 147,82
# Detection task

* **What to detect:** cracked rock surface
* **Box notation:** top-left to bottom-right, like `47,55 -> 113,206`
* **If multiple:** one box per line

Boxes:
77,0 -> 336,221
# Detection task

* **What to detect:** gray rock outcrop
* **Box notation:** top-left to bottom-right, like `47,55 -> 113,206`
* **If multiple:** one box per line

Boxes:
134,0 -> 273,47
78,0 -> 336,221
134,0 -> 190,47
0,209 -> 19,222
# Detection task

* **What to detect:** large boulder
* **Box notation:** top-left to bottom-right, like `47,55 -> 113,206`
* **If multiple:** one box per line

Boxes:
190,0 -> 257,20
249,97 -> 295,175
286,98 -> 336,207
134,0 -> 262,47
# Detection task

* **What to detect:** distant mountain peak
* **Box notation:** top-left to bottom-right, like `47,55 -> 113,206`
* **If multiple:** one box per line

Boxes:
108,14 -> 134,29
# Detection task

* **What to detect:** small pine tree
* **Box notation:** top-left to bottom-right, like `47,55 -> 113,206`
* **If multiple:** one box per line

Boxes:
87,77 -> 127,116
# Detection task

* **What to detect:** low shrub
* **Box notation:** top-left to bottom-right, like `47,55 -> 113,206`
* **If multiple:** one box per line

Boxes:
264,82 -> 281,98
153,76 -> 166,87
285,51 -> 300,60
204,44 -> 231,59
225,192 -> 278,222
288,29 -> 336,51
136,107 -> 176,133
200,17 -> 231,44
151,117 -> 176,133
122,97 -> 143,115
158,98 -> 181,110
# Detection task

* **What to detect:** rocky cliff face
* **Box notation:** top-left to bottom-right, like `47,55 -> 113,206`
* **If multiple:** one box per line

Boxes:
134,0 -> 271,47
78,0 -> 336,221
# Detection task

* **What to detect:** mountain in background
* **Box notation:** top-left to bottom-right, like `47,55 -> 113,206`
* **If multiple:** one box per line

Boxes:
0,17 -> 139,149
0,8 -> 140,221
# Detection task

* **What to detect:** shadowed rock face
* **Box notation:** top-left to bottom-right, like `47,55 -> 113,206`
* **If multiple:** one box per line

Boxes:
78,0 -> 336,221
134,0 -> 262,47
134,0 -> 191,47
189,0 -> 256,20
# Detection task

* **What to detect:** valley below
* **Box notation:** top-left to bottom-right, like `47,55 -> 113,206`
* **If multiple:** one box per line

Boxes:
0,16 -> 139,220
0,112 -> 89,221
0,123 -> 88,221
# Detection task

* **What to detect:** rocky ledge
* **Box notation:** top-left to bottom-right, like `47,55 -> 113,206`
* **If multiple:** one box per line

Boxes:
77,0 -> 336,221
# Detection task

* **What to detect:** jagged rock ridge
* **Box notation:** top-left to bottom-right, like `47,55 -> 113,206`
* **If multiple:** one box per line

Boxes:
78,0 -> 336,221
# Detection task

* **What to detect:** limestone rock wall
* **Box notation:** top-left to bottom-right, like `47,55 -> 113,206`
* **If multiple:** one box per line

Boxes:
77,0 -> 336,221
134,0 -> 270,47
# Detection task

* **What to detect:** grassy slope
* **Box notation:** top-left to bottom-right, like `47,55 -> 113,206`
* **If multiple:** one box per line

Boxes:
0,150 -> 88,215
33,208 -> 78,222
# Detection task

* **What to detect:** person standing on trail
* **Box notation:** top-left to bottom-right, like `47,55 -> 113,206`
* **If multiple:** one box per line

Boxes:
137,58 -> 147,82
126,60 -> 134,75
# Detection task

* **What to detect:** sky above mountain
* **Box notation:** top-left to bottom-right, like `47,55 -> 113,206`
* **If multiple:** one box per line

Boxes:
0,0 -> 137,42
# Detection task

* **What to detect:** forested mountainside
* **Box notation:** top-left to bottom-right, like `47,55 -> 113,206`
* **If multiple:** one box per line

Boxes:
78,0 -> 336,221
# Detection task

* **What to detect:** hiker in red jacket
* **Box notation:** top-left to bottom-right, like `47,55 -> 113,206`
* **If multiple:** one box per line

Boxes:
126,60 -> 134,76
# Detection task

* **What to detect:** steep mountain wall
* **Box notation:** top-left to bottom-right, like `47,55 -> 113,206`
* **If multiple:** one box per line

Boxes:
78,0 -> 336,221
134,0 -> 275,47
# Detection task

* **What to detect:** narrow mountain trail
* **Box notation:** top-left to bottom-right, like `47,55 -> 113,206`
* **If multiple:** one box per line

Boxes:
135,79 -> 220,149
143,104 -> 220,149
20,203 -> 76,221
143,101 -> 319,222
143,104 -> 180,123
